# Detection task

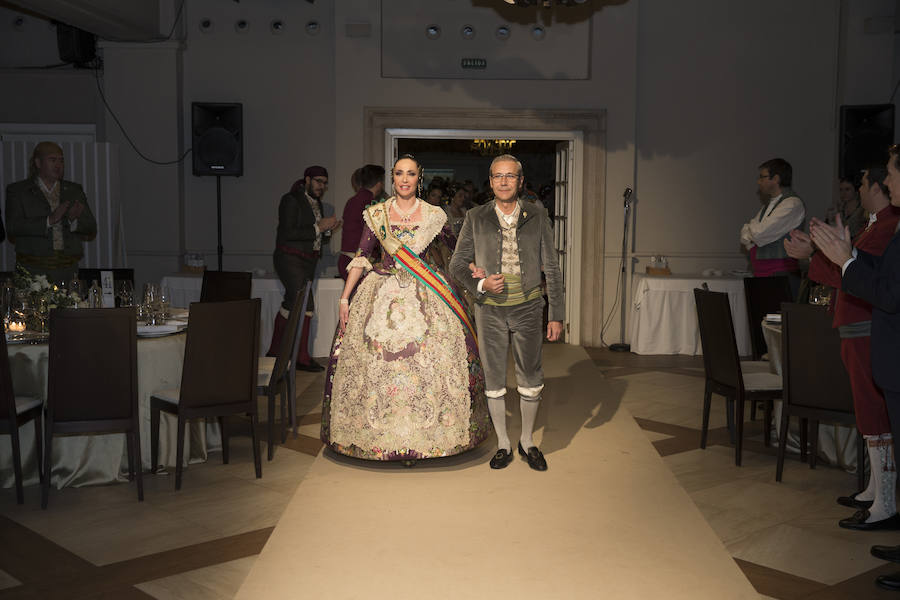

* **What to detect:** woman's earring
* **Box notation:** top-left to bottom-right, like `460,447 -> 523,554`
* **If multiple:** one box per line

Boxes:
417,178 -> 423,198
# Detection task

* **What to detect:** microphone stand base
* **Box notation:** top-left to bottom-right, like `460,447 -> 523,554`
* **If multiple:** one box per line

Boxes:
609,343 -> 631,353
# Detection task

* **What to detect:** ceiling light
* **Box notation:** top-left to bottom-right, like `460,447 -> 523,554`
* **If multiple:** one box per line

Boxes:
460,25 -> 475,40
495,26 -> 510,41
425,24 -> 441,40
531,26 -> 545,40
305,20 -> 320,36
234,19 -> 249,33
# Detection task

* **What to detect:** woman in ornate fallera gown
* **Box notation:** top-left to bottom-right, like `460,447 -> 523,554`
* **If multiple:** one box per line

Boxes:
321,155 -> 490,462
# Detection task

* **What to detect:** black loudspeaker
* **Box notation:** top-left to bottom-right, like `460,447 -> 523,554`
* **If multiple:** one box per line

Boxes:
192,102 -> 243,177
56,23 -> 96,65
839,104 -> 895,181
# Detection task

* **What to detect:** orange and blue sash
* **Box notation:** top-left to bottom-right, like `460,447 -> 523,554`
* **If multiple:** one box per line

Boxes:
366,201 -> 477,343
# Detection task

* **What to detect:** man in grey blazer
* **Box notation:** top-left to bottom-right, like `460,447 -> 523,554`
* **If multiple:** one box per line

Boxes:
450,154 -> 564,471
5,141 -> 97,283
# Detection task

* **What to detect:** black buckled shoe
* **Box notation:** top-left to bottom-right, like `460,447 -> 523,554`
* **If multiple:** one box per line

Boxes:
296,359 -> 325,372
872,545 -> 900,563
837,492 -> 873,510
877,571 -> 900,591
518,442 -> 547,471
489,448 -> 513,469
839,510 -> 900,531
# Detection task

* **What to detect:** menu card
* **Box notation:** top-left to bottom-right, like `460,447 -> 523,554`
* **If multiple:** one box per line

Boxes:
101,270 -> 115,308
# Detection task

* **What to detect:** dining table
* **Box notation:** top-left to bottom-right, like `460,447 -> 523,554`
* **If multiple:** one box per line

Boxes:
0,325 -> 223,490
761,319 -> 858,470
160,272 -> 343,357
628,273 -> 752,355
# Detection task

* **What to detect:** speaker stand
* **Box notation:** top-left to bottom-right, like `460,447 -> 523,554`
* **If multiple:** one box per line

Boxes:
216,175 -> 223,271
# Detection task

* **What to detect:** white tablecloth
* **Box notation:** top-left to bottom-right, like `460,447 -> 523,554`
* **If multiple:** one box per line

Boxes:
628,274 -> 752,356
0,333 -> 223,489
160,273 -> 344,358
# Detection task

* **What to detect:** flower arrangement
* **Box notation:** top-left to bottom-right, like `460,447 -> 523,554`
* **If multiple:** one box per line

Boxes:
10,266 -> 80,331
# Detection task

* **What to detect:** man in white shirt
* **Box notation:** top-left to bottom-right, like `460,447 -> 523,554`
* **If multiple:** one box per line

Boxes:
740,158 -> 805,276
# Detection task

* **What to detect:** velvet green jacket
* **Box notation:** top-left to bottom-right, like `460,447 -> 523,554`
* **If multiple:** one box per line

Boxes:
449,199 -> 565,323
5,177 -> 97,258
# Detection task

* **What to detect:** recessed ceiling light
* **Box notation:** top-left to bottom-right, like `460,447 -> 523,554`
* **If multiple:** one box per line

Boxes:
234,19 -> 249,33
531,26 -> 545,40
270,20 -> 285,34
495,26 -> 510,41
425,24 -> 441,40
305,20 -> 320,36
460,25 -> 476,40
199,18 -> 214,33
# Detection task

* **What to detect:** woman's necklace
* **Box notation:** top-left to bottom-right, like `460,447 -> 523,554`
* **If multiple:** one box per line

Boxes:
393,197 -> 420,223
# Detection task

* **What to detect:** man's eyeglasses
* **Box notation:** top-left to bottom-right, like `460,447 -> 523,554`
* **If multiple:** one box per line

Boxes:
490,173 -> 520,182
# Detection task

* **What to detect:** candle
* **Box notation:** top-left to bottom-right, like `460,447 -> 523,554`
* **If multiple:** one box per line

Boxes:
7,321 -> 25,332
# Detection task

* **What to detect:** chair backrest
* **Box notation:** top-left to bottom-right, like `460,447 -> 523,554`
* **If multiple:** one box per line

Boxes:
694,288 -> 742,389
78,268 -> 135,286
47,307 -> 138,423
271,282 -> 311,386
743,275 -> 792,360
782,302 -> 854,414
199,270 -> 252,303
179,299 -> 260,410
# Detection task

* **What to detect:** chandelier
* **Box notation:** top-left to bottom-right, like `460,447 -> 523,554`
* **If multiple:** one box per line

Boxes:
470,139 -> 517,156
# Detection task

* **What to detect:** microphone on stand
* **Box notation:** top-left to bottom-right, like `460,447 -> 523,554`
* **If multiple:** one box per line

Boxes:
610,186 -> 635,352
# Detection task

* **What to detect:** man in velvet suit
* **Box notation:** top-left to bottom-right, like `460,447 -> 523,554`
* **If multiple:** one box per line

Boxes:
449,154 -> 564,471
5,142 -> 96,283
269,165 -> 341,371
811,145 -> 900,591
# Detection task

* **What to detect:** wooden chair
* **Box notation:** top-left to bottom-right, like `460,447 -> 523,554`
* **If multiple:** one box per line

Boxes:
694,288 -> 783,466
78,268 -> 135,286
258,282 -> 311,460
776,302 -> 865,488
150,299 -> 261,489
0,331 -> 43,504
199,270 -> 252,303
743,275 -> 792,361
43,307 -> 142,509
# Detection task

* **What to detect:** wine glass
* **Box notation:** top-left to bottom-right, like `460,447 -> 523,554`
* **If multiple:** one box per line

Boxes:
116,280 -> 134,307
35,298 -> 49,334
159,286 -> 170,320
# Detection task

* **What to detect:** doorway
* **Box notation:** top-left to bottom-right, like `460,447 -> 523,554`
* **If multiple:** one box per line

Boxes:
364,107 -> 606,347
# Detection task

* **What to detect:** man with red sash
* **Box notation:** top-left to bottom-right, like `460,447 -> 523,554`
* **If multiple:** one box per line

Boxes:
268,166 -> 341,371
450,154 -> 564,471
785,165 -> 900,531
741,158 -> 805,277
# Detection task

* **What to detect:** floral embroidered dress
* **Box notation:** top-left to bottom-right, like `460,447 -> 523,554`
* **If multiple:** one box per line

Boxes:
322,199 -> 490,460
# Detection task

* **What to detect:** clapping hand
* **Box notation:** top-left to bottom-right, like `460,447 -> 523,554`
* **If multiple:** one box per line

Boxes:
67,200 -> 85,220
783,229 -> 813,259
49,200 -> 70,225
809,214 -> 852,267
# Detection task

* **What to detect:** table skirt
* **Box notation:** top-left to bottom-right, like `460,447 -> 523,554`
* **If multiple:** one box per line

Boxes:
0,334 -> 222,490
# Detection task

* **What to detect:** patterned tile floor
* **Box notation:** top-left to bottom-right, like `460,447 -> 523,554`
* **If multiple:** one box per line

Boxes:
0,348 -> 897,598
